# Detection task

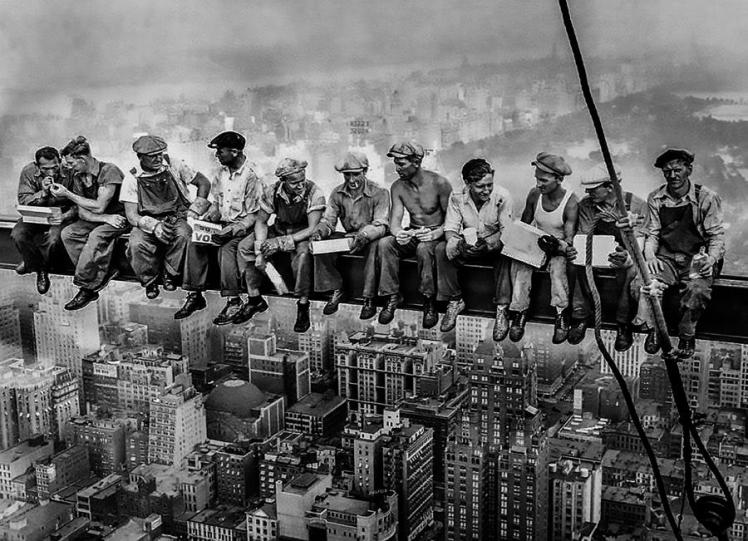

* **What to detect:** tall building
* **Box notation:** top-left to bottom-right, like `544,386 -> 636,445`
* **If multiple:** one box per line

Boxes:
66,416 -> 126,476
35,444 -> 90,500
248,334 -> 310,405
148,384 -> 207,466
284,392 -> 347,438
0,273 -> 42,361
600,330 -> 646,379
298,318 -> 334,374
548,456 -> 603,540
351,422 -> 387,495
34,292 -> 99,379
0,303 -> 22,361
455,315 -> 491,368
214,445 -> 255,506
0,436 -> 54,499
335,332 -> 443,420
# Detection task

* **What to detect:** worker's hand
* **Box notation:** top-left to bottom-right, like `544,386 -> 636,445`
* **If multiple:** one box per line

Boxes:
538,235 -> 560,255
310,226 -> 327,242
615,212 -> 644,229
105,214 -> 128,229
566,246 -> 578,261
642,279 -> 667,298
696,254 -> 716,277
49,183 -> 69,198
349,231 -> 369,254
446,237 -> 462,260
154,221 -> 175,243
395,230 -> 412,246
646,257 -> 665,276
42,176 -> 54,194
47,213 -> 63,226
254,253 -> 266,271
414,227 -> 437,242
261,237 -> 281,257
608,246 -> 630,268
211,226 -> 235,246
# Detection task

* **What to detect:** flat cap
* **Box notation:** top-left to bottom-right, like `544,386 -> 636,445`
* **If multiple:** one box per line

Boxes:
581,164 -> 622,189
532,152 -> 572,177
132,135 -> 167,155
208,131 -> 246,151
654,148 -> 694,168
387,141 -> 424,159
335,151 -> 369,173
275,157 -> 308,178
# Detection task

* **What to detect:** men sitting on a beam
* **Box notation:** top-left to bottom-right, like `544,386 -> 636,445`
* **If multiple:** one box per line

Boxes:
12,146 -> 77,294
51,137 -> 129,309
436,158 -> 513,338
633,148 -> 725,359
509,152 -> 578,344
121,135 -> 211,300
237,158 -> 325,332
175,131 -> 264,323
566,165 -> 647,350
310,151 -> 390,319
377,141 -> 452,328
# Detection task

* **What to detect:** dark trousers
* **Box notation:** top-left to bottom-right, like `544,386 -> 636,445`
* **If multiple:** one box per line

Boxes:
61,219 -> 128,290
241,236 -> 313,298
183,235 -> 249,297
378,235 -> 438,298
314,233 -> 378,298
11,219 -> 63,272
127,217 -> 191,286
572,264 -> 637,324
632,252 -> 714,338
435,242 -> 512,304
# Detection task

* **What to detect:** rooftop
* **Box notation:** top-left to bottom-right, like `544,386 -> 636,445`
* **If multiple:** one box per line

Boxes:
189,506 -> 247,529
288,393 -> 346,417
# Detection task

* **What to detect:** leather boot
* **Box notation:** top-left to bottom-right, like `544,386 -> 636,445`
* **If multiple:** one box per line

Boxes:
509,311 -> 528,342
440,298 -> 465,332
64,288 -> 99,311
378,293 -> 402,325
422,297 -> 439,330
493,305 -> 509,342
323,289 -> 344,316
552,310 -> 570,345
174,292 -> 207,320
36,270 -> 50,295
294,301 -> 311,333
359,298 -> 377,320
567,319 -> 588,345
232,297 -> 269,324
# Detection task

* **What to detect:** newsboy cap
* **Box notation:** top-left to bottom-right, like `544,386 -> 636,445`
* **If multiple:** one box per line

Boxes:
654,148 -> 694,168
208,131 -> 246,151
132,135 -> 167,155
387,141 -> 424,159
275,157 -> 308,178
532,152 -> 572,177
335,151 -> 369,173
581,164 -> 622,189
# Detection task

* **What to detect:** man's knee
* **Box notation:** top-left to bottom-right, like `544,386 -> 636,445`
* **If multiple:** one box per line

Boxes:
10,222 -> 27,244
416,240 -> 437,259
60,224 -> 78,246
378,235 -> 398,255
683,279 -> 712,308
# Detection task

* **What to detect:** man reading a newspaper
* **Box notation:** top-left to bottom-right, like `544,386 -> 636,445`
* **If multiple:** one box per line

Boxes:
565,165 -> 647,350
175,131 -> 264,323
436,158 -> 514,338
508,152 -> 578,344
12,146 -> 77,294
310,151 -> 390,319
236,158 -> 325,332
120,135 -> 211,300
376,141 -> 452,328
51,137 -> 130,310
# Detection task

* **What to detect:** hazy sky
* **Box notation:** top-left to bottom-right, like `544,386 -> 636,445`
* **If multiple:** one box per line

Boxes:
2,0 -> 748,100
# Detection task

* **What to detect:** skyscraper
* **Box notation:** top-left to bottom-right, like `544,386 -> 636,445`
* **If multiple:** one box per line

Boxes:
248,334 -> 310,405
148,384 -> 207,466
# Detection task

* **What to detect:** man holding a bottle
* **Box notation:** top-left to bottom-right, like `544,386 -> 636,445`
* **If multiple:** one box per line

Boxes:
633,148 -> 725,358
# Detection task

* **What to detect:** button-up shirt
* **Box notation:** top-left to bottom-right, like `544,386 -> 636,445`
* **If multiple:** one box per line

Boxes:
443,185 -> 513,239
17,162 -> 72,208
644,181 -> 725,261
211,160 -> 264,230
119,155 -> 196,205
318,179 -> 390,239
71,158 -> 126,215
577,191 -> 648,237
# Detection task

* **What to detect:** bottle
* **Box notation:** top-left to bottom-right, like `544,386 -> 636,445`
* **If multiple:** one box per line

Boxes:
689,246 -> 709,279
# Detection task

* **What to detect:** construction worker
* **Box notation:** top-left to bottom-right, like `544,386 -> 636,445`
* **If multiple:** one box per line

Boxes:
566,166 -> 647,350
175,131 -> 265,324
310,151 -> 390,319
120,135 -> 211,299
236,158 -> 325,332
634,148 -> 725,359
11,146 -> 77,294
436,158 -> 513,338
377,141 -> 452,328
509,152 -> 578,344
51,137 -> 129,310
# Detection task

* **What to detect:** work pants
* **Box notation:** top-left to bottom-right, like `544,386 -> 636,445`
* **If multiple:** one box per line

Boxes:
11,219 -> 63,272
61,219 -> 128,290
435,243 -> 512,305
314,233 -> 378,298
127,217 -> 191,287
239,235 -> 313,298
183,235 -> 250,297
510,256 -> 569,312
572,264 -> 637,324
377,235 -> 438,298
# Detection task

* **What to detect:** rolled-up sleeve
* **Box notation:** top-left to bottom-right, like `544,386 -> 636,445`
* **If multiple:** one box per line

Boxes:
359,189 -> 390,240
443,194 -> 463,235
307,185 -> 326,214
259,183 -> 276,215
319,192 -> 341,237
701,190 -> 725,261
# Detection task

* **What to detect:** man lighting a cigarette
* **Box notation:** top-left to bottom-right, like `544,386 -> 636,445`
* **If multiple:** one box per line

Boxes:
310,151 -> 390,319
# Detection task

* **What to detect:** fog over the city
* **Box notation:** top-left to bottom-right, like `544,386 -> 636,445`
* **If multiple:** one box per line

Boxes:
2,0 -> 748,108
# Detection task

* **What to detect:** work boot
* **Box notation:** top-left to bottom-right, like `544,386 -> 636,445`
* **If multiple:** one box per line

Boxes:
323,289 -> 344,316
509,310 -> 528,342
213,297 -> 242,326
378,293 -> 402,325
676,337 -> 696,359
359,298 -> 377,320
15,262 -> 27,275
644,327 -> 660,355
64,288 -> 99,311
422,297 -> 439,330
163,273 -> 178,292
567,319 -> 588,345
552,310 -> 570,345
94,268 -> 120,293
145,283 -> 160,300
440,298 -> 466,333
493,305 -> 510,342
232,297 -> 268,324
174,292 -> 207,320
36,270 -> 50,295
294,301 -> 311,333
614,323 -> 634,352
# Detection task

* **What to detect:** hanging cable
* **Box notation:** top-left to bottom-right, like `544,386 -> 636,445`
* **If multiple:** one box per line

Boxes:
557,1 -> 735,539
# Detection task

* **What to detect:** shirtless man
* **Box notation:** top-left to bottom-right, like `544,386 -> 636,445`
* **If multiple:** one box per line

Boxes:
509,152 -> 578,344
377,141 -> 452,328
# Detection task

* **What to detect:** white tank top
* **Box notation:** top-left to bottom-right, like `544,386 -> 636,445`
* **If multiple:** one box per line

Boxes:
534,189 -> 572,238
